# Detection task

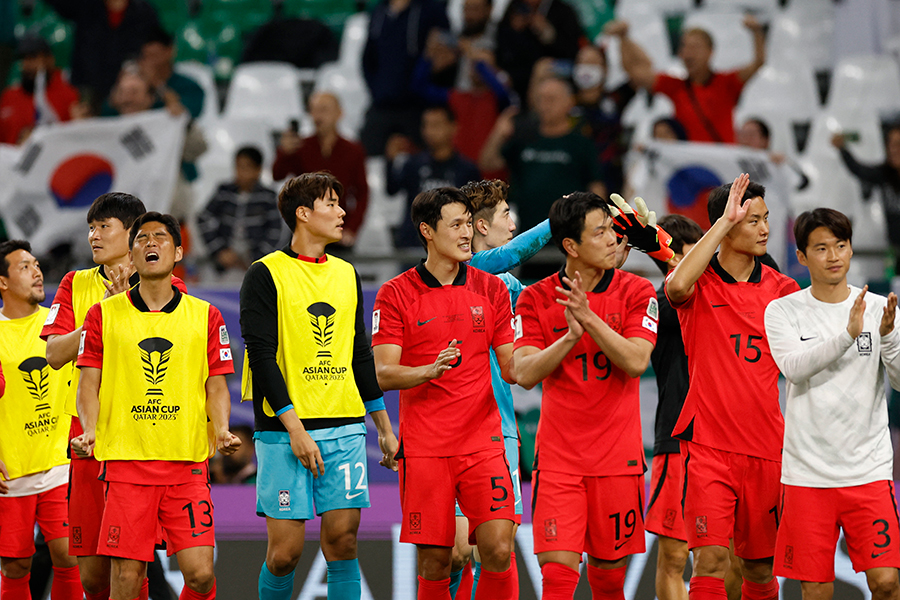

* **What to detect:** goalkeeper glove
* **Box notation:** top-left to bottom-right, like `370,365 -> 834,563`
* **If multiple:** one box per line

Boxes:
608,193 -> 674,262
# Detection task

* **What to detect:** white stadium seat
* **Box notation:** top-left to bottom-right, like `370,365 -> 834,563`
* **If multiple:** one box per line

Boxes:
314,62 -> 371,141
827,55 -> 900,118
683,9 -> 754,73
767,8 -> 835,72
737,61 -> 819,122
174,61 -> 220,129
338,12 -> 369,73
223,62 -> 305,130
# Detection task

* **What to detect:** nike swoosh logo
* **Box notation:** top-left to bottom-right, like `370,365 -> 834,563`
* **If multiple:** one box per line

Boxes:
711,304 -> 728,308
192,530 -> 210,538
800,335 -> 817,341
552,326 -> 568,333
614,540 -> 629,550
346,491 -> 364,500
63,522 -> 68,527
417,317 -> 437,326
872,549 -> 890,559
490,505 -> 510,512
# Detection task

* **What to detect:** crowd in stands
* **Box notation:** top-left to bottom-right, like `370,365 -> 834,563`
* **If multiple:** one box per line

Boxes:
3,0 -> 900,282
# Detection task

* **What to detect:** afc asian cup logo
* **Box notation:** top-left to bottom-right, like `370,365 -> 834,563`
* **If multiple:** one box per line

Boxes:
137,337 -> 174,396
18,356 -> 51,412
307,302 -> 336,359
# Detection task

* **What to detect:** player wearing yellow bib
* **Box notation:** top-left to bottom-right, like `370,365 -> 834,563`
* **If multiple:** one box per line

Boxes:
241,172 -> 398,600
0,240 -> 81,600
41,192 -> 187,600
71,213 -> 240,600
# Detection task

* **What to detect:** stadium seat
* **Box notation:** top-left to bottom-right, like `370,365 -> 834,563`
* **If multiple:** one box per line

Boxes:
281,0 -> 356,38
827,55 -> 900,119
338,12 -> 369,73
767,8 -> 836,72
567,0 -> 614,40
446,0 -> 514,33
614,0 -> 692,15
314,62 -> 370,140
598,10 -> 671,90
622,92 -> 675,146
223,62 -> 305,129
173,61 -> 220,128
736,61 -> 819,122
702,0 -> 779,18
804,109 -> 885,164
682,9 -> 754,72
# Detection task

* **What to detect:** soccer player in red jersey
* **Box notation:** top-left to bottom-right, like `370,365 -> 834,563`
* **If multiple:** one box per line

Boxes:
665,174 -> 800,600
41,193 -> 185,600
372,187 -> 518,600
72,213 -> 240,600
513,191 -> 658,600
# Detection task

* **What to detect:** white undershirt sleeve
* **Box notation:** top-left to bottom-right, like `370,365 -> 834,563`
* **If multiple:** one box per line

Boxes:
765,301 -> 856,384
880,326 -> 900,390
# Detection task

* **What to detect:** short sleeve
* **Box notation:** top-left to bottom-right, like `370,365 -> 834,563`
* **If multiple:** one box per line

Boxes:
490,276 -> 515,349
513,285 -> 546,351
207,305 -> 235,376
372,281 -> 405,346
653,73 -> 680,98
40,270 -> 76,339
778,275 -> 801,298
621,278 -> 658,343
76,304 -> 104,369
721,71 -> 745,104
665,269 -> 699,309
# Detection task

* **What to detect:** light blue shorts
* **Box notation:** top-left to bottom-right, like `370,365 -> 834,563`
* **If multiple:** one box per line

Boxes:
456,436 -> 522,517
255,431 -> 370,520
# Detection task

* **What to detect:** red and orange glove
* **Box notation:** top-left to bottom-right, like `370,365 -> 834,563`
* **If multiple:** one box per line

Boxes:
608,193 -> 674,262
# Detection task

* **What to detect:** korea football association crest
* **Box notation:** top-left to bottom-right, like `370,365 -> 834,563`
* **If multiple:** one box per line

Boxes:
307,302 -> 336,359
857,332 -> 873,356
18,356 -> 51,412
278,489 -> 291,511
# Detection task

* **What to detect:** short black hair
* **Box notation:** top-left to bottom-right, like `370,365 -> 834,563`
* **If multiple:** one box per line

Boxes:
423,104 -> 456,123
707,180 -> 766,225
653,117 -> 687,141
794,208 -> 853,254
745,117 -> 770,142
549,191 -> 612,255
278,172 -> 344,231
235,146 -> 263,168
129,212 -> 182,249
0,240 -> 32,278
410,187 -> 473,249
86,192 -> 146,229
652,214 -> 704,275
143,24 -> 174,48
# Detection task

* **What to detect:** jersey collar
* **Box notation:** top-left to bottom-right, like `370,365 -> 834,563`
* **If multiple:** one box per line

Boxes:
99,264 -> 140,287
710,253 -> 762,284
415,260 -> 468,288
281,245 -> 328,264
128,285 -> 183,313
556,265 -> 614,293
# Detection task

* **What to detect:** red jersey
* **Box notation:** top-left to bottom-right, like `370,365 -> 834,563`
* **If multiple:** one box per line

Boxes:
515,267 -> 658,476
653,71 -> 743,144
668,255 -> 799,461
372,262 -> 514,458
0,71 -> 80,144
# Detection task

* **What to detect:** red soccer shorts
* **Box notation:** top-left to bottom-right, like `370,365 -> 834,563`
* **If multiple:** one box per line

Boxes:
682,441 -> 781,559
0,483 -> 69,557
645,452 -> 687,542
98,479 -> 214,561
68,454 -> 106,556
531,470 -> 646,560
775,481 -> 900,581
398,447 -> 518,547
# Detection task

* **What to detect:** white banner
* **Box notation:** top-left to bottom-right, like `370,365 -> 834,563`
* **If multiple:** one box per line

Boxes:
0,110 -> 186,255
628,141 -> 793,271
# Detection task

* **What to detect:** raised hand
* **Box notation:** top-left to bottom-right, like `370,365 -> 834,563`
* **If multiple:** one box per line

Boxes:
608,193 -> 674,261
723,173 -> 751,225
848,285 -> 867,339
881,292 -> 897,337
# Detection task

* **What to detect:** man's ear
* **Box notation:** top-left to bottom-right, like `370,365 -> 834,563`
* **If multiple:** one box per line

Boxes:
562,237 -> 579,258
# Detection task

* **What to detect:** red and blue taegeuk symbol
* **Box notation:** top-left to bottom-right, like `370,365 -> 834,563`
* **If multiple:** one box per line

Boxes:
49,154 -> 115,208
666,165 -> 722,230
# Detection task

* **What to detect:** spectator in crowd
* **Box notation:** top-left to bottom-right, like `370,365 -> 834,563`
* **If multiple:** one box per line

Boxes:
411,38 -> 512,177
496,0 -> 583,106
480,77 -> 603,231
572,43 -> 636,197
606,15 -> 766,144
272,92 -> 369,249
737,117 -> 809,191
652,117 -> 688,142
0,33 -> 81,145
42,0 -> 162,111
833,126 -> 900,273
138,25 -> 204,121
361,0 -> 449,156
210,425 -> 257,484
105,67 -> 155,115
453,0 -> 497,90
197,146 -> 283,275
387,105 -> 481,248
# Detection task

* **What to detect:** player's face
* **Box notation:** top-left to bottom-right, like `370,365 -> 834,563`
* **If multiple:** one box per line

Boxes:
130,221 -> 183,280
726,196 -> 769,256
88,218 -> 130,265
0,249 -> 44,305
571,208 -> 617,270
797,226 -> 852,286
303,189 -> 345,244
427,202 -> 473,262
482,200 -> 516,249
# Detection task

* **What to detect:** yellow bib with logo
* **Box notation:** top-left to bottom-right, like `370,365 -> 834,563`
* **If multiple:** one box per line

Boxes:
94,292 -> 210,462
0,307 -> 69,479
242,252 -> 364,419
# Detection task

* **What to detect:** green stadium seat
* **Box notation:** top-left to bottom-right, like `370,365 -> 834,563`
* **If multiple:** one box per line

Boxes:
281,0 -> 356,37
569,0 -> 614,41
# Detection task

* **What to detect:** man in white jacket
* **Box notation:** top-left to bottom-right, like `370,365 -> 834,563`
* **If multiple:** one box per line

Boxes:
765,208 -> 900,600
